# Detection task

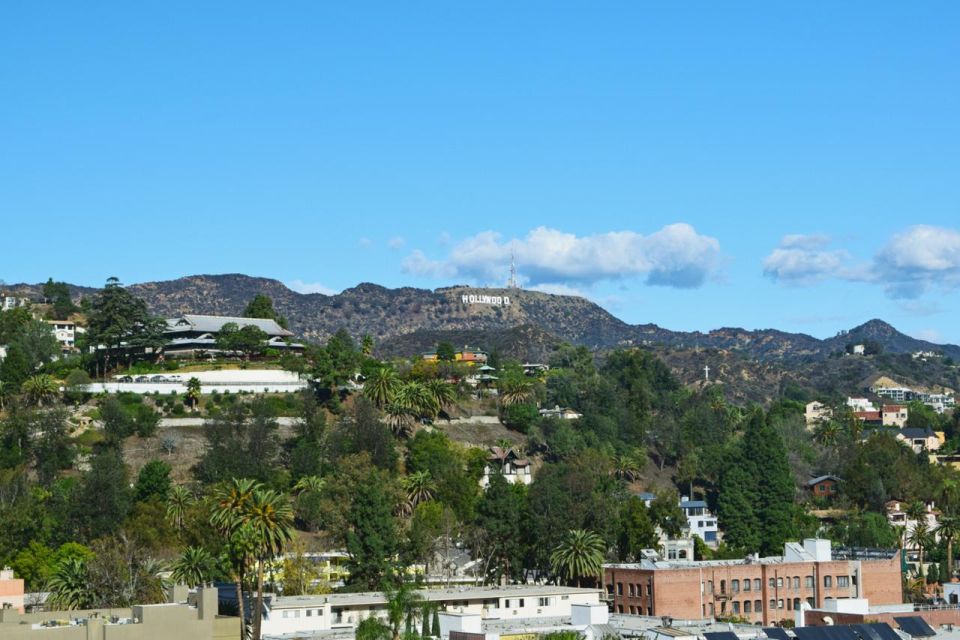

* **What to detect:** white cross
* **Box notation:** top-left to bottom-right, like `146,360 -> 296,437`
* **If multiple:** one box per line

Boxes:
704,365 -> 710,382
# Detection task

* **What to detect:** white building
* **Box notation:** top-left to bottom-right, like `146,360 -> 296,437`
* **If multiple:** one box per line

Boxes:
481,447 -> 532,488
539,405 -> 583,420
852,344 -> 866,355
438,603 -> 612,640
47,320 -> 83,351
680,496 -> 719,547
804,401 -> 833,426
258,585 -> 602,638
1,296 -> 29,311
847,397 -> 876,412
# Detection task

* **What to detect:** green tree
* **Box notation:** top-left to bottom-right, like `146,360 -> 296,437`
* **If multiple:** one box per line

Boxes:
243,294 -> 288,329
134,459 -> 172,502
167,485 -> 194,534
42,278 -> 78,320
46,556 -> 91,610
20,374 -> 58,406
435,342 -> 456,362
550,529 -> 606,587
216,322 -> 269,359
365,366 -> 401,408
170,546 -> 217,587
345,480 -> 399,590
400,471 -> 436,515
84,278 -> 166,374
938,515 -> 960,580
186,377 -> 202,412
617,496 -> 658,561
475,473 -> 525,583
73,448 -> 131,540
356,617 -> 392,640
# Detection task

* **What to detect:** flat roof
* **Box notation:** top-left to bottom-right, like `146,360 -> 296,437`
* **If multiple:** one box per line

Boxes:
270,585 -> 600,610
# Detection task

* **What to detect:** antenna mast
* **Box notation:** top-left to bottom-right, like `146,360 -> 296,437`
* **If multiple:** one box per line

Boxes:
508,244 -> 519,289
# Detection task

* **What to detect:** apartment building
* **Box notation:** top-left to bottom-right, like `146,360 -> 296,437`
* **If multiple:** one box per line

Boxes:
604,539 -> 902,626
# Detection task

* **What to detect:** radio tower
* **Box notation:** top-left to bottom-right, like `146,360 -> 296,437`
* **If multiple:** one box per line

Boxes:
507,245 -> 519,289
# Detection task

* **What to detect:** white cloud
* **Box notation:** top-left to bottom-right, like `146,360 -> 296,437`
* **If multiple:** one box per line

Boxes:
358,237 -> 372,249
912,328 -> 945,344
875,225 -> 960,298
762,234 -> 851,284
286,279 -> 337,296
387,236 -> 406,250
402,224 -> 721,289
764,225 -> 960,300
527,283 -> 589,298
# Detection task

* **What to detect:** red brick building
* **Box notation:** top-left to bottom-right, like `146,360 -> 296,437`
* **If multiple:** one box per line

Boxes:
604,540 -> 902,626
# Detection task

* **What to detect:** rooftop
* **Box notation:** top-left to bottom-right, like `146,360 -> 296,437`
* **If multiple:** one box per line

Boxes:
269,585 -> 601,610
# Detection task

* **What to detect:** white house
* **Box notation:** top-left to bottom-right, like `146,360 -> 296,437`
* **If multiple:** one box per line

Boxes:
257,585 -> 602,638
680,496 -> 719,547
847,397 -> 876,412
47,320 -> 83,352
804,401 -> 833,426
481,447 -> 532,488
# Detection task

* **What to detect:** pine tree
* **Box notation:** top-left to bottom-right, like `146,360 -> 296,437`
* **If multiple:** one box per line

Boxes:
345,481 -> 399,590
717,452 -> 761,553
742,410 -> 797,555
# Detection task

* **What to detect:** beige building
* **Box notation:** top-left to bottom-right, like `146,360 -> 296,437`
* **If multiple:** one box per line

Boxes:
0,587 -> 238,640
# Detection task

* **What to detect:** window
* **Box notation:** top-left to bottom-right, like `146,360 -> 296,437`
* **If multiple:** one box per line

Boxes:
617,583 -> 623,596
630,606 -> 636,615
837,576 -> 849,588
307,610 -> 313,617
754,579 -> 761,591
743,579 -> 751,592
793,598 -> 801,610
744,601 -> 752,614
732,579 -> 740,593
283,611 -> 290,619
824,575 -> 833,588
805,576 -> 814,588
629,584 -> 636,597
733,601 -> 740,615
708,580 -> 714,594
777,578 -> 783,588
769,578 -> 776,589
720,580 -> 726,594
518,599 -> 525,608
793,577 -> 800,589
769,599 -> 777,610
538,597 -> 550,607
754,600 -> 761,613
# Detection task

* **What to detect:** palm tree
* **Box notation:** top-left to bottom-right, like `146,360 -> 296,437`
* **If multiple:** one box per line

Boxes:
171,546 -> 217,587
186,377 -> 202,412
613,448 -> 646,482
384,402 -> 415,438
46,557 -> 90,610
938,515 -> 960,580
425,379 -> 456,416
908,521 -> 932,578
21,374 -> 59,406
813,421 -> 841,447
245,488 -> 295,640
400,471 -> 436,515
361,334 -> 375,357
365,367 -> 400,408
211,478 -> 259,639
293,475 -> 325,495
384,581 -> 424,640
550,529 -> 606,588
356,617 -> 392,640
167,485 -> 194,533
497,376 -> 533,406
395,381 -> 438,419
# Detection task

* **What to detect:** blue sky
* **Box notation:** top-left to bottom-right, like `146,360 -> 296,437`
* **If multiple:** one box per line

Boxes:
2,3 -> 959,343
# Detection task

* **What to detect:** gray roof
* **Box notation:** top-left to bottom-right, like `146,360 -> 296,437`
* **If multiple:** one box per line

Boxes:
680,500 -> 707,508
807,475 -> 841,486
166,314 -> 293,337
269,585 -> 600,610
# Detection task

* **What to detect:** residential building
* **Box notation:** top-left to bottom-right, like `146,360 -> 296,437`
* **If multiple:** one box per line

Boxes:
1,295 -> 29,311
254,585 -> 602,638
604,539 -> 902,625
805,401 -> 833,426
0,568 -> 24,613
898,427 -> 942,453
163,314 -> 302,357
422,345 -> 488,364
680,496 -> 719,547
0,586 -> 238,640
853,411 -> 882,426
847,398 -> 876,412
886,500 -> 939,542
872,386 -> 914,403
539,405 -> 583,420
881,404 -> 909,428
807,475 -> 841,499
481,447 -> 532,488
851,344 -> 866,355
47,320 -> 83,352
437,603 -> 613,640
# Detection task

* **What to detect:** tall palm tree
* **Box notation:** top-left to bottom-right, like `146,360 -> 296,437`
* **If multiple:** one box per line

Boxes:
21,374 -> 59,406
167,485 -> 194,534
46,557 -> 90,610
813,421 -> 841,447
186,377 -> 202,412
613,448 -> 646,482
908,521 -> 932,578
384,581 -> 424,640
938,515 -> 960,580
365,367 -> 400,408
395,381 -> 438,419
171,546 -> 217,587
245,488 -> 295,640
401,471 -> 436,515
211,478 -> 259,639
550,529 -> 607,588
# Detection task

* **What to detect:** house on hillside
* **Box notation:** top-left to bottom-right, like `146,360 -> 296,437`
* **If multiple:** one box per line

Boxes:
854,410 -> 882,426
805,401 -> 833,426
163,314 -> 302,357
539,405 -> 583,420
47,320 -> 84,353
680,496 -> 719,547
847,397 -> 876,412
481,447 -> 532,488
422,345 -> 488,364
881,404 -> 909,427
806,475 -> 840,499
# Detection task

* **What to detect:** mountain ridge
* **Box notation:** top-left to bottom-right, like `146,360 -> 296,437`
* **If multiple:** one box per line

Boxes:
6,273 -> 959,362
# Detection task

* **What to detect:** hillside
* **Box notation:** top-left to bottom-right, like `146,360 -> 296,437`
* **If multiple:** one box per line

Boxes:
7,274 -> 960,365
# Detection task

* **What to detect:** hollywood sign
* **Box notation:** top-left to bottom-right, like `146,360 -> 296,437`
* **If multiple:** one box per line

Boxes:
461,293 -> 512,306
